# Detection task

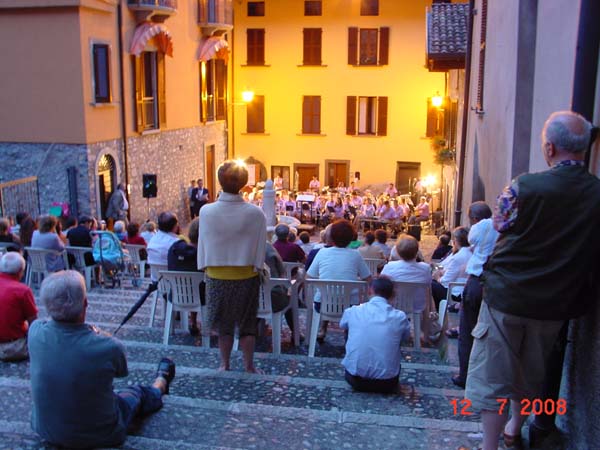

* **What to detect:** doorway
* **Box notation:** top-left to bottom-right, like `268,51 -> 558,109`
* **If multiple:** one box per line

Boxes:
395,161 -> 421,194
206,145 -> 215,200
293,163 -> 319,191
271,165 -> 290,189
97,154 -> 116,219
325,160 -> 350,188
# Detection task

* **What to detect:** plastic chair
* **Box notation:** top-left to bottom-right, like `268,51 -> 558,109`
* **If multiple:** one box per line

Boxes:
283,261 -> 304,279
24,247 -> 68,289
148,264 -> 169,327
303,279 -> 369,357
390,281 -> 432,351
124,244 -> 147,280
363,258 -> 386,276
65,246 -> 98,290
159,270 -> 207,347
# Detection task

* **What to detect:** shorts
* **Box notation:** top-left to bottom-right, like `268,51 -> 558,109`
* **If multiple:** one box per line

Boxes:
206,275 -> 260,337
465,301 -> 564,411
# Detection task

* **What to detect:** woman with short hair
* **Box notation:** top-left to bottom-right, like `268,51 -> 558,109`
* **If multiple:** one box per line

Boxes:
31,215 -> 66,272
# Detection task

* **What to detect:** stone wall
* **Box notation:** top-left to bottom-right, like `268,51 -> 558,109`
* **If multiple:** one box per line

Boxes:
0,142 -> 90,217
126,122 -> 227,225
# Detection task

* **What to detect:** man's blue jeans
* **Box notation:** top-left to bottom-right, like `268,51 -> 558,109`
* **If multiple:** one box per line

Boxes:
115,385 -> 163,427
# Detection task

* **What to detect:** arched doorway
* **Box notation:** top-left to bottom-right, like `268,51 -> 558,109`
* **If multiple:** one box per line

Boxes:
97,154 -> 116,219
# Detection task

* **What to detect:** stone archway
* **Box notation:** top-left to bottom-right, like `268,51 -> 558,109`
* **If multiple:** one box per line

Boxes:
94,149 -> 121,219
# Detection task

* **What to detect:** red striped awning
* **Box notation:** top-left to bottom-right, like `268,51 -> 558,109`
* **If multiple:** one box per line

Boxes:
198,36 -> 229,63
130,22 -> 173,57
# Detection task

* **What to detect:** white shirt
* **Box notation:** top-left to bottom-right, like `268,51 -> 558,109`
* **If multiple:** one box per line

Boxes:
340,296 -> 410,379
147,231 -> 179,270
380,260 -> 432,284
465,218 -> 499,276
439,246 -> 471,294
307,246 -> 371,303
372,242 -> 391,259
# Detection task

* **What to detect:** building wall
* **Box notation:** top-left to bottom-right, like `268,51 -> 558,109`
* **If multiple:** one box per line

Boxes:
460,0 -> 520,222
0,7 -> 87,143
232,0 -> 445,189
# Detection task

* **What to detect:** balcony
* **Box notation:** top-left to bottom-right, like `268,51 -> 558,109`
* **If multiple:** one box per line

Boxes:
198,0 -> 233,37
128,0 -> 177,23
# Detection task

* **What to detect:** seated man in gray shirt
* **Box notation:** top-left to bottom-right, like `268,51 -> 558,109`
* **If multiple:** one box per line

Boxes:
28,270 -> 175,448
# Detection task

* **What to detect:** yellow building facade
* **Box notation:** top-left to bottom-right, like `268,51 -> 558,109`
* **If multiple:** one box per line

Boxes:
232,0 -> 445,192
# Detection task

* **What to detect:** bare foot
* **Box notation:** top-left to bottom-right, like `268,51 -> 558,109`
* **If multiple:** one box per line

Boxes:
218,365 -> 231,372
245,367 -> 264,375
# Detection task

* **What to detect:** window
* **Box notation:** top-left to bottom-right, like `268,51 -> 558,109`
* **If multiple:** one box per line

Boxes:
476,0 -> 488,112
302,96 -> 321,134
303,28 -> 322,65
346,96 -> 387,136
247,29 -> 265,65
304,0 -> 322,16
200,59 -> 227,122
248,1 -> 264,16
347,27 -> 389,66
92,44 -> 111,103
247,95 -> 265,133
134,51 -> 166,132
360,0 -> 378,16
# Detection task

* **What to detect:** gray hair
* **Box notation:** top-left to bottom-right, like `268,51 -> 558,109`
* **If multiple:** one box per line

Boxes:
542,110 -> 592,154
0,252 -> 26,275
275,224 -> 290,240
468,201 -> 492,222
40,270 -> 86,323
113,220 -> 126,234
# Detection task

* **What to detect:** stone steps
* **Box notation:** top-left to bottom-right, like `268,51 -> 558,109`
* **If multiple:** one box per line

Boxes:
0,284 -> 491,449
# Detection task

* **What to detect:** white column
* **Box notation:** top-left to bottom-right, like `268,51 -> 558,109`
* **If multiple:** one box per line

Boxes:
262,179 -> 276,227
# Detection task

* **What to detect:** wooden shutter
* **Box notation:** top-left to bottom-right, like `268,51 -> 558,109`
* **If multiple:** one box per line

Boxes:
476,0 -> 488,111
377,96 -> 387,136
378,27 -> 389,65
247,29 -> 265,65
247,95 -> 265,133
348,27 -> 358,65
426,98 -> 437,137
302,96 -> 321,134
200,61 -> 207,122
346,96 -> 357,135
157,52 -> 166,128
133,55 -> 143,133
303,28 -> 322,65
215,60 -> 227,120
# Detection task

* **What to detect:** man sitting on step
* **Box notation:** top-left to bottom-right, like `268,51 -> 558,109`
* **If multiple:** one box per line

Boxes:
340,277 -> 410,394
28,270 -> 176,448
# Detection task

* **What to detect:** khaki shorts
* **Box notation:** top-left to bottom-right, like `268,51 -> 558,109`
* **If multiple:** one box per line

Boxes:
465,302 -> 564,411
0,337 -> 28,362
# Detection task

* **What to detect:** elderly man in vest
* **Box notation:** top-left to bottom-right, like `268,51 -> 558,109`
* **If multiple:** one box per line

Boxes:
198,160 -> 266,373
466,111 -> 600,450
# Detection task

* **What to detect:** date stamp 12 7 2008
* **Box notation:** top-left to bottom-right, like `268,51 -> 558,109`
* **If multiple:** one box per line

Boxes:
450,398 -> 567,416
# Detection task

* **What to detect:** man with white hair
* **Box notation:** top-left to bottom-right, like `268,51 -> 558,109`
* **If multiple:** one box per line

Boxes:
0,252 -> 37,361
466,110 -> 600,450
28,270 -> 175,448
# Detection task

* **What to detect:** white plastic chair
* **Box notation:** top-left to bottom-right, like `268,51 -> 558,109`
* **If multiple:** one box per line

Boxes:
283,261 -> 304,279
446,280 -> 467,302
303,279 -> 368,357
66,246 -> 98,290
363,257 -> 386,276
148,264 -> 169,327
159,270 -> 207,347
124,244 -> 147,279
390,281 -> 432,351
24,247 -> 68,289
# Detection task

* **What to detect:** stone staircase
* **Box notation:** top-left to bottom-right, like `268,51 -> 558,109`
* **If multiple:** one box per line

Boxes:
0,282 -> 491,450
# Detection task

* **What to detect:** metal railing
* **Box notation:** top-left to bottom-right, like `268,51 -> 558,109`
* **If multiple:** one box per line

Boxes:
128,0 -> 178,11
198,0 -> 233,25
0,176 -> 40,219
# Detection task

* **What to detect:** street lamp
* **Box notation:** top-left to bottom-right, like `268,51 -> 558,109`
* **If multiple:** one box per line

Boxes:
431,92 -> 443,108
228,89 -> 255,159
241,89 -> 254,103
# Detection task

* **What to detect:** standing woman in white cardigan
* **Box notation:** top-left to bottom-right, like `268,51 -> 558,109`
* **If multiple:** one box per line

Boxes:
198,160 -> 267,374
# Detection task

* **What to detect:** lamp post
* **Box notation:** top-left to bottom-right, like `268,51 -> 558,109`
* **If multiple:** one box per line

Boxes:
228,89 -> 254,159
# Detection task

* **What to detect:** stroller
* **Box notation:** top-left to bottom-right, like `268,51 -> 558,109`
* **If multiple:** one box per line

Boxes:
92,231 -> 128,288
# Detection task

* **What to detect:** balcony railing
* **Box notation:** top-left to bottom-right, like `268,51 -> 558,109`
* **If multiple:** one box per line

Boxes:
198,0 -> 233,35
128,0 -> 178,16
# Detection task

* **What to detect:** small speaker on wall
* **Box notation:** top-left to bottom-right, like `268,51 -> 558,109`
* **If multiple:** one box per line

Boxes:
142,174 -> 157,198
